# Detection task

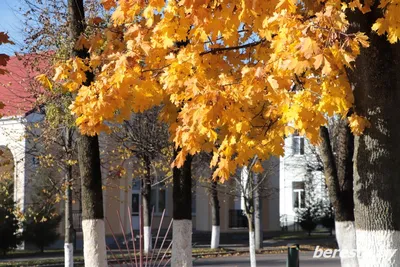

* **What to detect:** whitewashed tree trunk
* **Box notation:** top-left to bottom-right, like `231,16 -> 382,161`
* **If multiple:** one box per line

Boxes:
64,243 -> 74,267
335,221 -> 358,267
355,230 -> 400,267
64,169 -> 74,267
82,219 -> 107,267
172,152 -> 192,266
68,0 -> 108,266
172,220 -> 192,267
249,230 -> 256,267
242,163 -> 257,267
347,5 -> 400,267
64,129 -> 74,267
319,123 -> 357,266
143,226 -> 152,254
209,178 -> 220,249
211,225 -> 220,249
142,155 -> 152,254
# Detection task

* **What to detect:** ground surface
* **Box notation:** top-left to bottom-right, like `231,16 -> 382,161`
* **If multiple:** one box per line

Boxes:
192,252 -> 340,267
0,231 -> 337,266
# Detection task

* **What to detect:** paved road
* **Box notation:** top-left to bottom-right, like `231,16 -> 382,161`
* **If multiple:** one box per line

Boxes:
193,252 -> 340,267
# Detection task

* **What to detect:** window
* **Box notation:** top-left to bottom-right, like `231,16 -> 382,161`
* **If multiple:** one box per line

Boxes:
292,181 -> 305,208
292,135 -> 305,155
131,179 -> 167,215
131,194 -> 139,214
151,183 -> 166,214
131,180 -> 141,215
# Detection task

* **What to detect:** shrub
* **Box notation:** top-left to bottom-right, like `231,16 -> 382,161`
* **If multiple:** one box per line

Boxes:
23,208 -> 61,252
297,206 -> 318,236
23,174 -> 62,252
320,204 -> 335,235
0,178 -> 22,255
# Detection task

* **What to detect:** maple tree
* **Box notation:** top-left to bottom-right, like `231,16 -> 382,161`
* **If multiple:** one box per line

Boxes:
50,0 -> 386,183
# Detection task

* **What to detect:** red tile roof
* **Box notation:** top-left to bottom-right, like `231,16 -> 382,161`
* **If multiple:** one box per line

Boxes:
0,53 -> 51,117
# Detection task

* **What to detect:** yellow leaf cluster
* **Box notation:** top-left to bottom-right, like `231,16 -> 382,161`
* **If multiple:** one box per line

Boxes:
348,114 -> 371,136
51,0 -> 398,180
35,74 -> 53,91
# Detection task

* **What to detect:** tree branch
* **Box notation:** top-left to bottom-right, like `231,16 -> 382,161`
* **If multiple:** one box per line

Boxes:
200,39 -> 266,56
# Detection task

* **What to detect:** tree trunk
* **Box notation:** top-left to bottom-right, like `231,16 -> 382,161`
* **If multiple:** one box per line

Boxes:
346,6 -> 400,266
77,134 -> 106,267
142,155 -> 152,254
68,1 -> 106,266
319,124 -> 358,267
65,143 -> 74,267
253,173 -> 263,250
243,166 -> 256,267
77,133 -> 106,267
335,119 -> 358,267
247,214 -> 257,267
172,149 -> 193,267
209,179 -> 220,249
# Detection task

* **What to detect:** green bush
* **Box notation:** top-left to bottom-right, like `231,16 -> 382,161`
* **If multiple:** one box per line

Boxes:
23,207 -> 61,252
0,178 -> 22,255
320,204 -> 335,235
23,174 -> 62,253
297,206 -> 318,236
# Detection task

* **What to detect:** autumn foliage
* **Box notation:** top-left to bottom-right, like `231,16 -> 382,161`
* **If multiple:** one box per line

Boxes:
50,0 -> 398,180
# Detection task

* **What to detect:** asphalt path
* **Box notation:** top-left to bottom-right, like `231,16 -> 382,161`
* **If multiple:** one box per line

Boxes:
192,252 -> 340,267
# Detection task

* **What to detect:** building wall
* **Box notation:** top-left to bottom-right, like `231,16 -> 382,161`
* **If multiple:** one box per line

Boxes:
265,157 -> 281,231
279,135 -> 328,228
3,114 -> 281,249
194,157 -> 280,233
0,115 -> 27,210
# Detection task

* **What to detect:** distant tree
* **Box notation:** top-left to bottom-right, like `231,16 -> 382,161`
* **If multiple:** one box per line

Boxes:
232,157 -> 278,267
109,106 -> 170,254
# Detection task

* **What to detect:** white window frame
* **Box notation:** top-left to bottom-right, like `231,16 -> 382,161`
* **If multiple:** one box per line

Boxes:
293,189 -> 305,209
292,135 -> 305,155
292,181 -> 305,209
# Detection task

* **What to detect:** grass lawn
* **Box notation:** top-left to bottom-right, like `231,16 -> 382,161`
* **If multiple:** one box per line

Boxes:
272,230 -> 334,240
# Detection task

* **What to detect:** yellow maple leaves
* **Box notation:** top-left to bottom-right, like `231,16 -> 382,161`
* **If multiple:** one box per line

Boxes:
51,0 -> 398,180
348,114 -> 371,136
35,74 -> 53,91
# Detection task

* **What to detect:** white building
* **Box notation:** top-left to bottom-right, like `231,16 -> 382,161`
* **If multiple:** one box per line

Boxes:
279,133 -> 329,230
